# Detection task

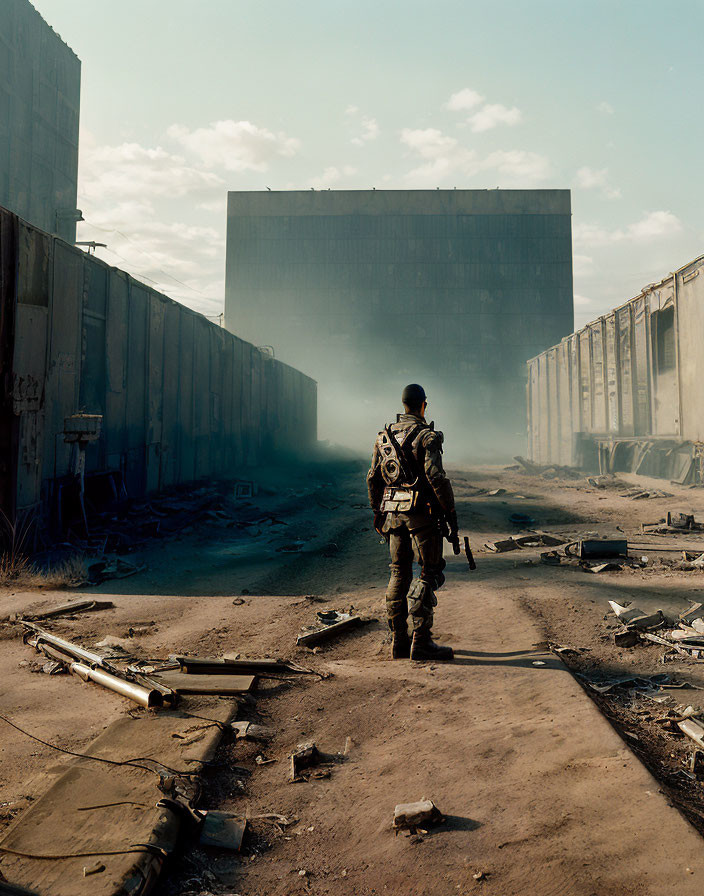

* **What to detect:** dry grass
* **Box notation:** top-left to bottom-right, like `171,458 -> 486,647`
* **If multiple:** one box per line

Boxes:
0,508 -> 88,589
0,553 -> 88,589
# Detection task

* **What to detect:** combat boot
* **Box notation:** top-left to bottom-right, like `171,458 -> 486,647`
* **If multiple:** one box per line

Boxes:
391,630 -> 411,659
410,633 -> 454,662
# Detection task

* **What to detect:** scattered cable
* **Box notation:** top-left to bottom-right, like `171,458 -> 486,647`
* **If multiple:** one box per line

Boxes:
0,714 -> 204,778
80,216 -> 219,304
0,845 -> 154,860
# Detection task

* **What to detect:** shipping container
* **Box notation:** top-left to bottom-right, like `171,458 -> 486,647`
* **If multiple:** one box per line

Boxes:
527,253 -> 704,483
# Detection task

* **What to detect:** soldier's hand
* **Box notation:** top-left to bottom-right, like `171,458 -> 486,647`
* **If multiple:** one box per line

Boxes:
448,509 -> 459,537
373,511 -> 385,535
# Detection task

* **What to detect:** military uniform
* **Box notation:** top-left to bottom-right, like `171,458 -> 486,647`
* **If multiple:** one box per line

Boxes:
367,412 -> 457,660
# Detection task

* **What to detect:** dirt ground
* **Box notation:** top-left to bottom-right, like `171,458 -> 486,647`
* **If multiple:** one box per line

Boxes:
4,459 -> 704,894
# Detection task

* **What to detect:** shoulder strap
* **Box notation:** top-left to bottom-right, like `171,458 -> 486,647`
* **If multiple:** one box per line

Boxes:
385,423 -> 425,485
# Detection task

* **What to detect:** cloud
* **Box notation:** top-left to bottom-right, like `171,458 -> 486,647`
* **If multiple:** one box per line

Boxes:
597,101 -> 615,115
468,103 -> 522,133
399,127 -> 550,186
79,132 -> 224,203
574,211 -> 683,248
575,166 -> 621,199
351,117 -> 379,146
574,293 -> 594,307
345,106 -> 379,146
445,88 -> 484,112
167,120 -> 301,172
484,149 -> 550,182
445,88 -> 522,132
309,165 -> 357,189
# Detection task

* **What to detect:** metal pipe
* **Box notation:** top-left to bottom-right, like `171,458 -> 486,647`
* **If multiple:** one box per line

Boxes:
71,662 -> 164,709
26,625 -> 171,708
23,622 -> 110,668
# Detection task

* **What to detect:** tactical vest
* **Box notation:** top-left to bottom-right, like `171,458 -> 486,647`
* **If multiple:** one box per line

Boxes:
376,420 -> 436,513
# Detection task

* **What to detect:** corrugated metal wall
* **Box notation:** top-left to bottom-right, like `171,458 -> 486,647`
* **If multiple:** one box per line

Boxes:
1,208 -> 317,517
527,253 -> 704,468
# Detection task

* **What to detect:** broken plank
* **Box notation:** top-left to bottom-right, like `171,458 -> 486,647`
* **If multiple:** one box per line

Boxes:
21,599 -> 114,621
174,656 -> 307,675
152,671 -> 256,695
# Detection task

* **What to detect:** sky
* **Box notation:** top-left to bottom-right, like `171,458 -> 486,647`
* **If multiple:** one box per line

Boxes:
32,0 -> 704,330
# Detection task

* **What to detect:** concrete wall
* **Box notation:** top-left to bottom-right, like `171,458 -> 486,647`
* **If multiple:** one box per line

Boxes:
527,253 -> 704,477
225,189 -> 573,455
0,0 -> 80,243
0,206 -> 317,520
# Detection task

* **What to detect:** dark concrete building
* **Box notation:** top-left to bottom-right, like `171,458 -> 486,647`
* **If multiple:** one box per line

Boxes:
0,0 -> 81,243
225,189 -> 573,454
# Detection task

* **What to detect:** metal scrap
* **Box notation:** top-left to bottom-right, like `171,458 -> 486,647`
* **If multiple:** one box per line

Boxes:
484,532 -> 566,553
198,811 -> 247,851
296,610 -> 369,648
289,741 -> 346,782
17,598 -> 114,622
20,622 -> 177,708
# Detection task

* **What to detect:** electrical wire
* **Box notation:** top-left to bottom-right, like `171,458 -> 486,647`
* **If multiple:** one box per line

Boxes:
0,845 -> 155,860
80,217 -> 219,304
0,714 -> 204,778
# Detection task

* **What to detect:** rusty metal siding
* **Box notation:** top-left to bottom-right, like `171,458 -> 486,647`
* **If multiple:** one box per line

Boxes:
104,269 -> 128,474
4,206 -> 317,517
125,281 -> 148,496
160,300 -> 180,488
44,240 -> 81,483
604,312 -> 619,435
632,295 -> 651,435
675,261 -> 704,441
177,311 -> 196,484
0,211 -> 20,518
617,306 -> 634,435
527,254 -> 704,467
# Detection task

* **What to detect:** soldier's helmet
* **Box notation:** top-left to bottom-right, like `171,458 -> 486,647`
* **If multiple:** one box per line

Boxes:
402,383 -> 426,406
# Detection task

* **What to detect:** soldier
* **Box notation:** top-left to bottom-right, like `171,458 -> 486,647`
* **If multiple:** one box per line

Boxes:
367,383 -> 457,662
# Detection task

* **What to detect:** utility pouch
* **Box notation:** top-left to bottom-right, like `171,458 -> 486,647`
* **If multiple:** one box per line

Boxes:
380,486 -> 417,513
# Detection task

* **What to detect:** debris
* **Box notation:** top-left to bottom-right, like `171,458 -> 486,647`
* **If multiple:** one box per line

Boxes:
289,741 -> 345,782
20,598 -> 114,622
484,533 -> 566,553
608,602 -> 666,631
21,622 -> 174,708
41,660 -> 65,675
83,860 -> 105,876
152,671 -> 256,696
573,540 -> 628,560
234,481 -> 255,499
473,870 -> 487,881
175,656 -> 311,675
668,511 -> 697,530
393,799 -> 444,834
296,611 -> 368,648
231,721 -> 274,742
199,811 -> 247,851
87,557 -> 144,585
614,629 -> 640,648
687,750 -> 704,776
678,718 -> 704,749
508,513 -> 534,527
584,561 -> 623,573
255,754 -> 276,765
486,488 -> 506,496
680,602 -> 704,624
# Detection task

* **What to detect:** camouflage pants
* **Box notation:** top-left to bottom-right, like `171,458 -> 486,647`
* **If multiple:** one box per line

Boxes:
385,519 -> 446,636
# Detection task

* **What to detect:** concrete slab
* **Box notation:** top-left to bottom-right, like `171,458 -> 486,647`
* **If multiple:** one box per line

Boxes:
0,703 -> 237,896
